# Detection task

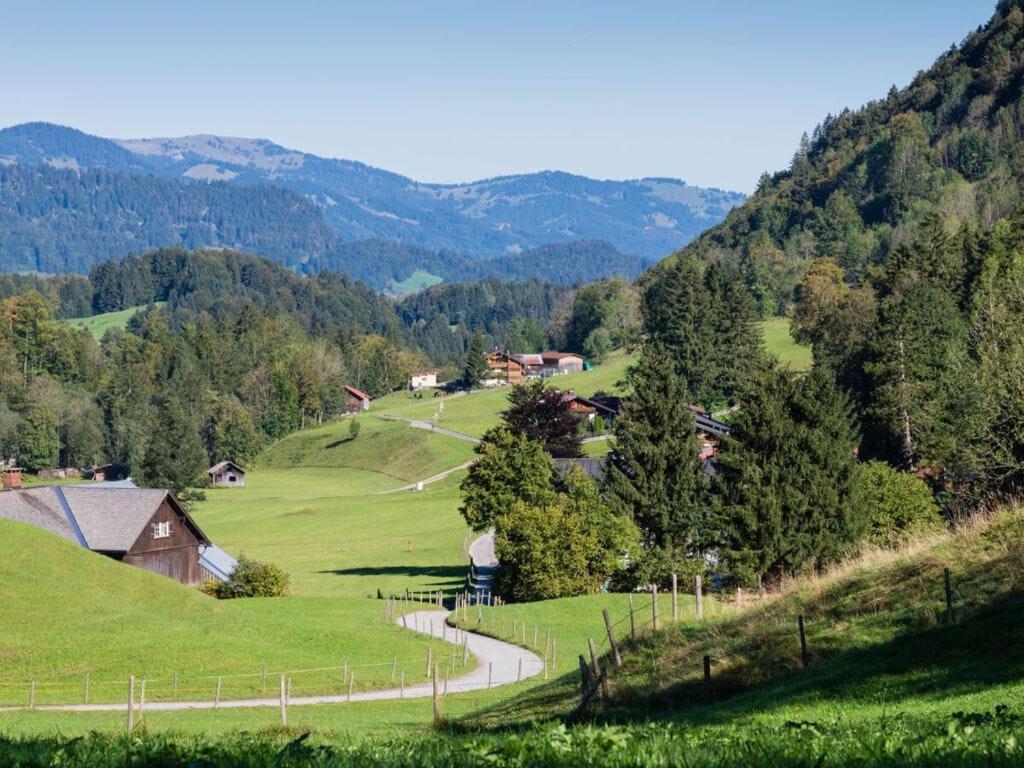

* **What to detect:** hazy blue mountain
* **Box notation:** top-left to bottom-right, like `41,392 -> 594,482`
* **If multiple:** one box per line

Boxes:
0,123 -> 744,262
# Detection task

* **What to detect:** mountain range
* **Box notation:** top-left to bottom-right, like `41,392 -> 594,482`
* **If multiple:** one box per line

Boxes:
0,122 -> 745,290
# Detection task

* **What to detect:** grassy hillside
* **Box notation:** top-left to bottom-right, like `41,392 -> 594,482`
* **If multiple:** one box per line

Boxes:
0,520 -> 455,706
459,506 -> 1024,731
257,416 -> 475,482
66,303 -> 164,339
388,268 -> 444,295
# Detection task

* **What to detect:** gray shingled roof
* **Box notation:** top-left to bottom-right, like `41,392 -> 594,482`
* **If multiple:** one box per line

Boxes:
58,487 -> 169,551
207,461 -> 244,474
0,487 -> 78,543
0,486 -> 201,552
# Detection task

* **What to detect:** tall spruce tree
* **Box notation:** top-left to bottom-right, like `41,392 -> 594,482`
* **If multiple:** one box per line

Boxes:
603,345 -> 705,553
463,333 -> 488,389
713,363 -> 862,586
140,393 -> 207,493
642,251 -> 761,407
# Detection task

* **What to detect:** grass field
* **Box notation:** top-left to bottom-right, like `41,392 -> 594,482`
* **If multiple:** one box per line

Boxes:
66,303 -> 165,339
388,269 -> 444,295
192,417 -> 477,598
758,317 -> 812,370
0,521 -> 456,706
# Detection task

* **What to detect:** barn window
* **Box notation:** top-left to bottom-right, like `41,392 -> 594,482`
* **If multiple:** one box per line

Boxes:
152,521 -> 172,539
228,474 -> 237,482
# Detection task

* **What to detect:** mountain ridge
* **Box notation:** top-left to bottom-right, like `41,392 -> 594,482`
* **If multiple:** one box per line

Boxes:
0,121 -> 745,264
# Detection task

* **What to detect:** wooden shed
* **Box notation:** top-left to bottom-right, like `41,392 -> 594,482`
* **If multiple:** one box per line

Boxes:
207,461 -> 246,488
344,385 -> 371,413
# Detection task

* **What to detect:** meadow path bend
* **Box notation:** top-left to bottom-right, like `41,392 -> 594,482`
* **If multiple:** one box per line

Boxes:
12,611 -> 543,713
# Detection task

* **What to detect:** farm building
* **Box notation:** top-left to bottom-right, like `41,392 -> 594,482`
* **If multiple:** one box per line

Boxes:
207,461 -> 246,488
539,352 -> 584,376
409,371 -> 439,390
3,467 -> 22,490
344,385 -> 371,413
0,486 -> 236,585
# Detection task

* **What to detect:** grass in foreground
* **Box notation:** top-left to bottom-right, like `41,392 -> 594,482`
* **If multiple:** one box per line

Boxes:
0,521 -> 456,706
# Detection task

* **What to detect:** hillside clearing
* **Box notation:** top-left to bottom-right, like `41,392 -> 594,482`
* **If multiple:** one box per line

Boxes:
758,317 -> 811,370
66,303 -> 165,339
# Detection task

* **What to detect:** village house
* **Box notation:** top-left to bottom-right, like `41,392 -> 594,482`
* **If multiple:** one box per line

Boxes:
409,370 -> 439,390
344,385 -> 371,413
0,486 -> 237,585
207,461 -> 246,488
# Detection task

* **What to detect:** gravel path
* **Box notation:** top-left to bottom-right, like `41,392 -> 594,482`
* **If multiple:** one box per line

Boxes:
8,610 -> 542,713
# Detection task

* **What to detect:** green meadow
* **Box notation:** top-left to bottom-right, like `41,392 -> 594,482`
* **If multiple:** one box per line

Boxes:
66,303 -> 165,339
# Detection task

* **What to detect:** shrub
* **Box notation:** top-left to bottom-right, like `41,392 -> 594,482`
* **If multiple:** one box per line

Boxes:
214,555 -> 290,599
854,460 -> 945,547
349,418 -> 361,440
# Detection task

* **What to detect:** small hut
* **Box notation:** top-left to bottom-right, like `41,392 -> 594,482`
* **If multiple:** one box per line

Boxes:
207,461 -> 246,488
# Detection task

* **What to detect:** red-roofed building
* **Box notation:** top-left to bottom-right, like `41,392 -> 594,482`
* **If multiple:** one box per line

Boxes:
344,385 -> 371,413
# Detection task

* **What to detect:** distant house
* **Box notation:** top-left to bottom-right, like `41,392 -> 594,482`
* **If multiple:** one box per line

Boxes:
485,351 -> 525,387
38,468 -> 82,480
0,486 -> 236,585
344,385 -> 371,413
207,461 -> 246,488
88,463 -> 130,482
409,371 -> 439,390
551,457 -> 608,483
562,392 -> 620,425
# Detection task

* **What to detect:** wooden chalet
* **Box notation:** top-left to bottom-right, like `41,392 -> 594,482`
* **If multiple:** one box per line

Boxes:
344,385 -> 371,413
484,350 -> 525,387
0,486 -> 236,585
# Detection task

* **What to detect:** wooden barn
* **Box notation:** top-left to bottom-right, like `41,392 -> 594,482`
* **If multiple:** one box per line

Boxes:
485,351 -> 525,386
344,385 -> 371,413
0,486 -> 235,585
207,460 -> 246,488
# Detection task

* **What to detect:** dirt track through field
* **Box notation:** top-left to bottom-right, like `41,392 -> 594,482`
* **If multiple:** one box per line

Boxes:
3,611 -> 543,713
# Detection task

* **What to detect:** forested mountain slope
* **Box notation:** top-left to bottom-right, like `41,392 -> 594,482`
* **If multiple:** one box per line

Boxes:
656,0 -> 1024,317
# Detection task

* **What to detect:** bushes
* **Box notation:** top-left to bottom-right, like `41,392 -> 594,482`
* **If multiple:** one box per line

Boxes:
210,556 -> 290,599
854,460 -> 945,547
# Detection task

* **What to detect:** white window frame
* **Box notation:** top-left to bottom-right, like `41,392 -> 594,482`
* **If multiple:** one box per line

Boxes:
152,520 -> 172,539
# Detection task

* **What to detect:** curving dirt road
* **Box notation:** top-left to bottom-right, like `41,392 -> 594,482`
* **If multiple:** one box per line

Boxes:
8,610 -> 542,713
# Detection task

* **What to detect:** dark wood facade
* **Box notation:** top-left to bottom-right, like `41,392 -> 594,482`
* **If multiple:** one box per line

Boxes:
119,498 -> 211,585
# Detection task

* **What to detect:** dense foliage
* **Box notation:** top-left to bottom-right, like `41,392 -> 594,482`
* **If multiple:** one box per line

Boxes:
212,555 -> 290,599
501,380 -> 584,458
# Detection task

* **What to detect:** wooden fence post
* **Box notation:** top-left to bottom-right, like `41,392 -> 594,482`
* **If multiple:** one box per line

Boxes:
279,674 -> 287,727
348,673 -> 354,702
139,679 -> 146,719
652,585 -> 660,630
552,638 -> 557,670
588,638 -> 608,700
517,657 -> 523,683
736,587 -> 743,609
695,574 -> 704,621
126,675 -> 135,733
343,659 -> 348,686
628,593 -> 636,641
174,670 -> 180,701
215,676 -> 222,708
703,655 -> 711,701
603,609 -> 622,668
84,672 -> 90,704
400,671 -> 405,699
463,635 -> 470,666
944,567 -> 955,624
487,662 -> 493,689
392,655 -> 398,680
28,680 -> 35,710
798,615 -> 809,668
671,573 -> 678,623
426,647 -> 433,677
432,665 -> 441,728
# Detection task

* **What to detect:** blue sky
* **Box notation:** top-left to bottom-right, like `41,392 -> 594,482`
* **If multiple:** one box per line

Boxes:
1,1 -> 996,191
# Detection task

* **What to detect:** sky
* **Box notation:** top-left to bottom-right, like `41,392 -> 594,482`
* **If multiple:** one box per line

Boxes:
0,1 -> 997,192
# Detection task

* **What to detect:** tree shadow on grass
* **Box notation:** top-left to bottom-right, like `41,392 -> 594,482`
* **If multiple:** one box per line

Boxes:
317,565 -> 466,578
